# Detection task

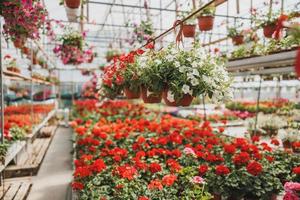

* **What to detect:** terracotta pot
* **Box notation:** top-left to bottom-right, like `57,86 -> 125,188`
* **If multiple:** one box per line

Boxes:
282,140 -> 291,149
124,87 -> 140,99
21,47 -> 30,55
182,24 -> 196,38
292,146 -> 300,153
141,86 -> 162,103
213,194 -> 222,200
162,89 -> 193,107
231,35 -> 244,45
13,39 -> 25,49
65,0 -> 80,9
263,24 -> 276,38
197,16 -> 214,31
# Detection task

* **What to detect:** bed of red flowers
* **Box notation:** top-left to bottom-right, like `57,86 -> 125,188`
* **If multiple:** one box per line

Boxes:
4,104 -> 55,115
71,100 -> 300,200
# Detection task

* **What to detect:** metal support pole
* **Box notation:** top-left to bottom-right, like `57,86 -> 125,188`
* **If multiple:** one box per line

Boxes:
0,17 -> 4,144
254,77 -> 262,133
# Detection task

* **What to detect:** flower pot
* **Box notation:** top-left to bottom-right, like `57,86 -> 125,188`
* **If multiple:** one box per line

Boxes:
141,86 -> 162,103
231,35 -> 244,46
182,24 -> 196,38
282,140 -> 291,149
197,16 -> 214,31
13,39 -> 25,49
213,194 -> 222,200
162,90 -> 193,107
263,24 -> 276,38
292,146 -> 300,153
65,0 -> 80,9
65,6 -> 79,22
124,87 -> 140,99
21,47 -> 30,56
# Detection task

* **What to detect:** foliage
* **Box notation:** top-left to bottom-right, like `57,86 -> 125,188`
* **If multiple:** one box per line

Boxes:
198,4 -> 215,17
71,100 -> 300,199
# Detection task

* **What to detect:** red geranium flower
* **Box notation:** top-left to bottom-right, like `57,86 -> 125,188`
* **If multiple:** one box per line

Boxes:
215,165 -> 230,175
72,181 -> 84,190
138,196 -> 149,200
148,163 -> 162,174
246,161 -> 263,176
292,166 -> 300,175
162,174 -> 177,186
223,144 -> 236,154
198,164 -> 209,175
233,152 -> 250,165
148,179 -> 163,190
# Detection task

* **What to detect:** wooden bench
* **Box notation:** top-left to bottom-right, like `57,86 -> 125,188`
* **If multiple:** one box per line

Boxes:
4,126 -> 57,178
0,177 -> 32,200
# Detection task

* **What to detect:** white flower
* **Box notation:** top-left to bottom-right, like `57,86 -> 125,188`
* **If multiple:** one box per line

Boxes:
174,61 -> 180,68
167,90 -> 175,102
179,66 -> 186,73
191,78 -> 199,86
182,84 -> 192,95
166,54 -> 174,62
154,59 -> 162,65
191,61 -> 198,68
192,69 -> 199,76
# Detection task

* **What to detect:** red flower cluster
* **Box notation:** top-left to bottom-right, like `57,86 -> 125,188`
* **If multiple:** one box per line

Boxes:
215,165 -> 230,175
246,161 -> 263,176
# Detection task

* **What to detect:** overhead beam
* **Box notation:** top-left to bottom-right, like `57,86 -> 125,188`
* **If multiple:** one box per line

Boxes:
88,1 -> 250,20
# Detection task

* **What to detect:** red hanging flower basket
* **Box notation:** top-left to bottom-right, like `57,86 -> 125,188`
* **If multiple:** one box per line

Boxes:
231,35 -> 244,46
182,24 -> 196,38
263,24 -> 276,38
197,16 -> 214,31
141,86 -> 162,103
124,87 -> 140,99
65,0 -> 81,9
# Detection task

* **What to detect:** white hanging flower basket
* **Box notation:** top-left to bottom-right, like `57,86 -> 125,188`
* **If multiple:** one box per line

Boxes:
65,6 -> 79,22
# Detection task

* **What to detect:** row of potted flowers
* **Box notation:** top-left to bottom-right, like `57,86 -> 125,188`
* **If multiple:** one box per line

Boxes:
71,99 -> 300,200
100,42 -> 232,107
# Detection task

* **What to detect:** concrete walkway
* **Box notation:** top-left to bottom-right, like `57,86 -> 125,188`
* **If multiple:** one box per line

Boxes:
27,127 -> 73,200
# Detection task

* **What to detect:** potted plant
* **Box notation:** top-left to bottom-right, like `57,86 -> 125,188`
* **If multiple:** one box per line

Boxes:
180,11 -> 197,38
2,0 -> 47,46
258,13 -> 279,38
282,129 -> 299,149
197,4 -> 216,31
160,43 -> 232,106
228,27 -> 244,45
260,115 -> 287,137
53,27 -> 92,65
4,55 -> 20,74
126,19 -> 154,45
138,50 -> 165,103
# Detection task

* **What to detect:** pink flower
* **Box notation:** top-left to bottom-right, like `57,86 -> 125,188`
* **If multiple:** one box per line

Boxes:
284,182 -> 300,191
191,176 -> 205,184
183,147 -> 196,156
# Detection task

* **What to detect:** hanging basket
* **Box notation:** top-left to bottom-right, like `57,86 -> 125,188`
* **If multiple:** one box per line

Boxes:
263,24 -> 276,38
231,35 -> 244,45
141,86 -> 162,103
197,16 -> 214,31
182,24 -> 196,38
65,6 -> 79,22
65,0 -> 81,9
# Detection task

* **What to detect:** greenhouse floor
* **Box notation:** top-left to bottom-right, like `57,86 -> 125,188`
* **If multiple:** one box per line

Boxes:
27,127 -> 73,200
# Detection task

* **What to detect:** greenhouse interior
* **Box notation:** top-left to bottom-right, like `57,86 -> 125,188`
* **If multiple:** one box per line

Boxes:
0,0 -> 300,199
